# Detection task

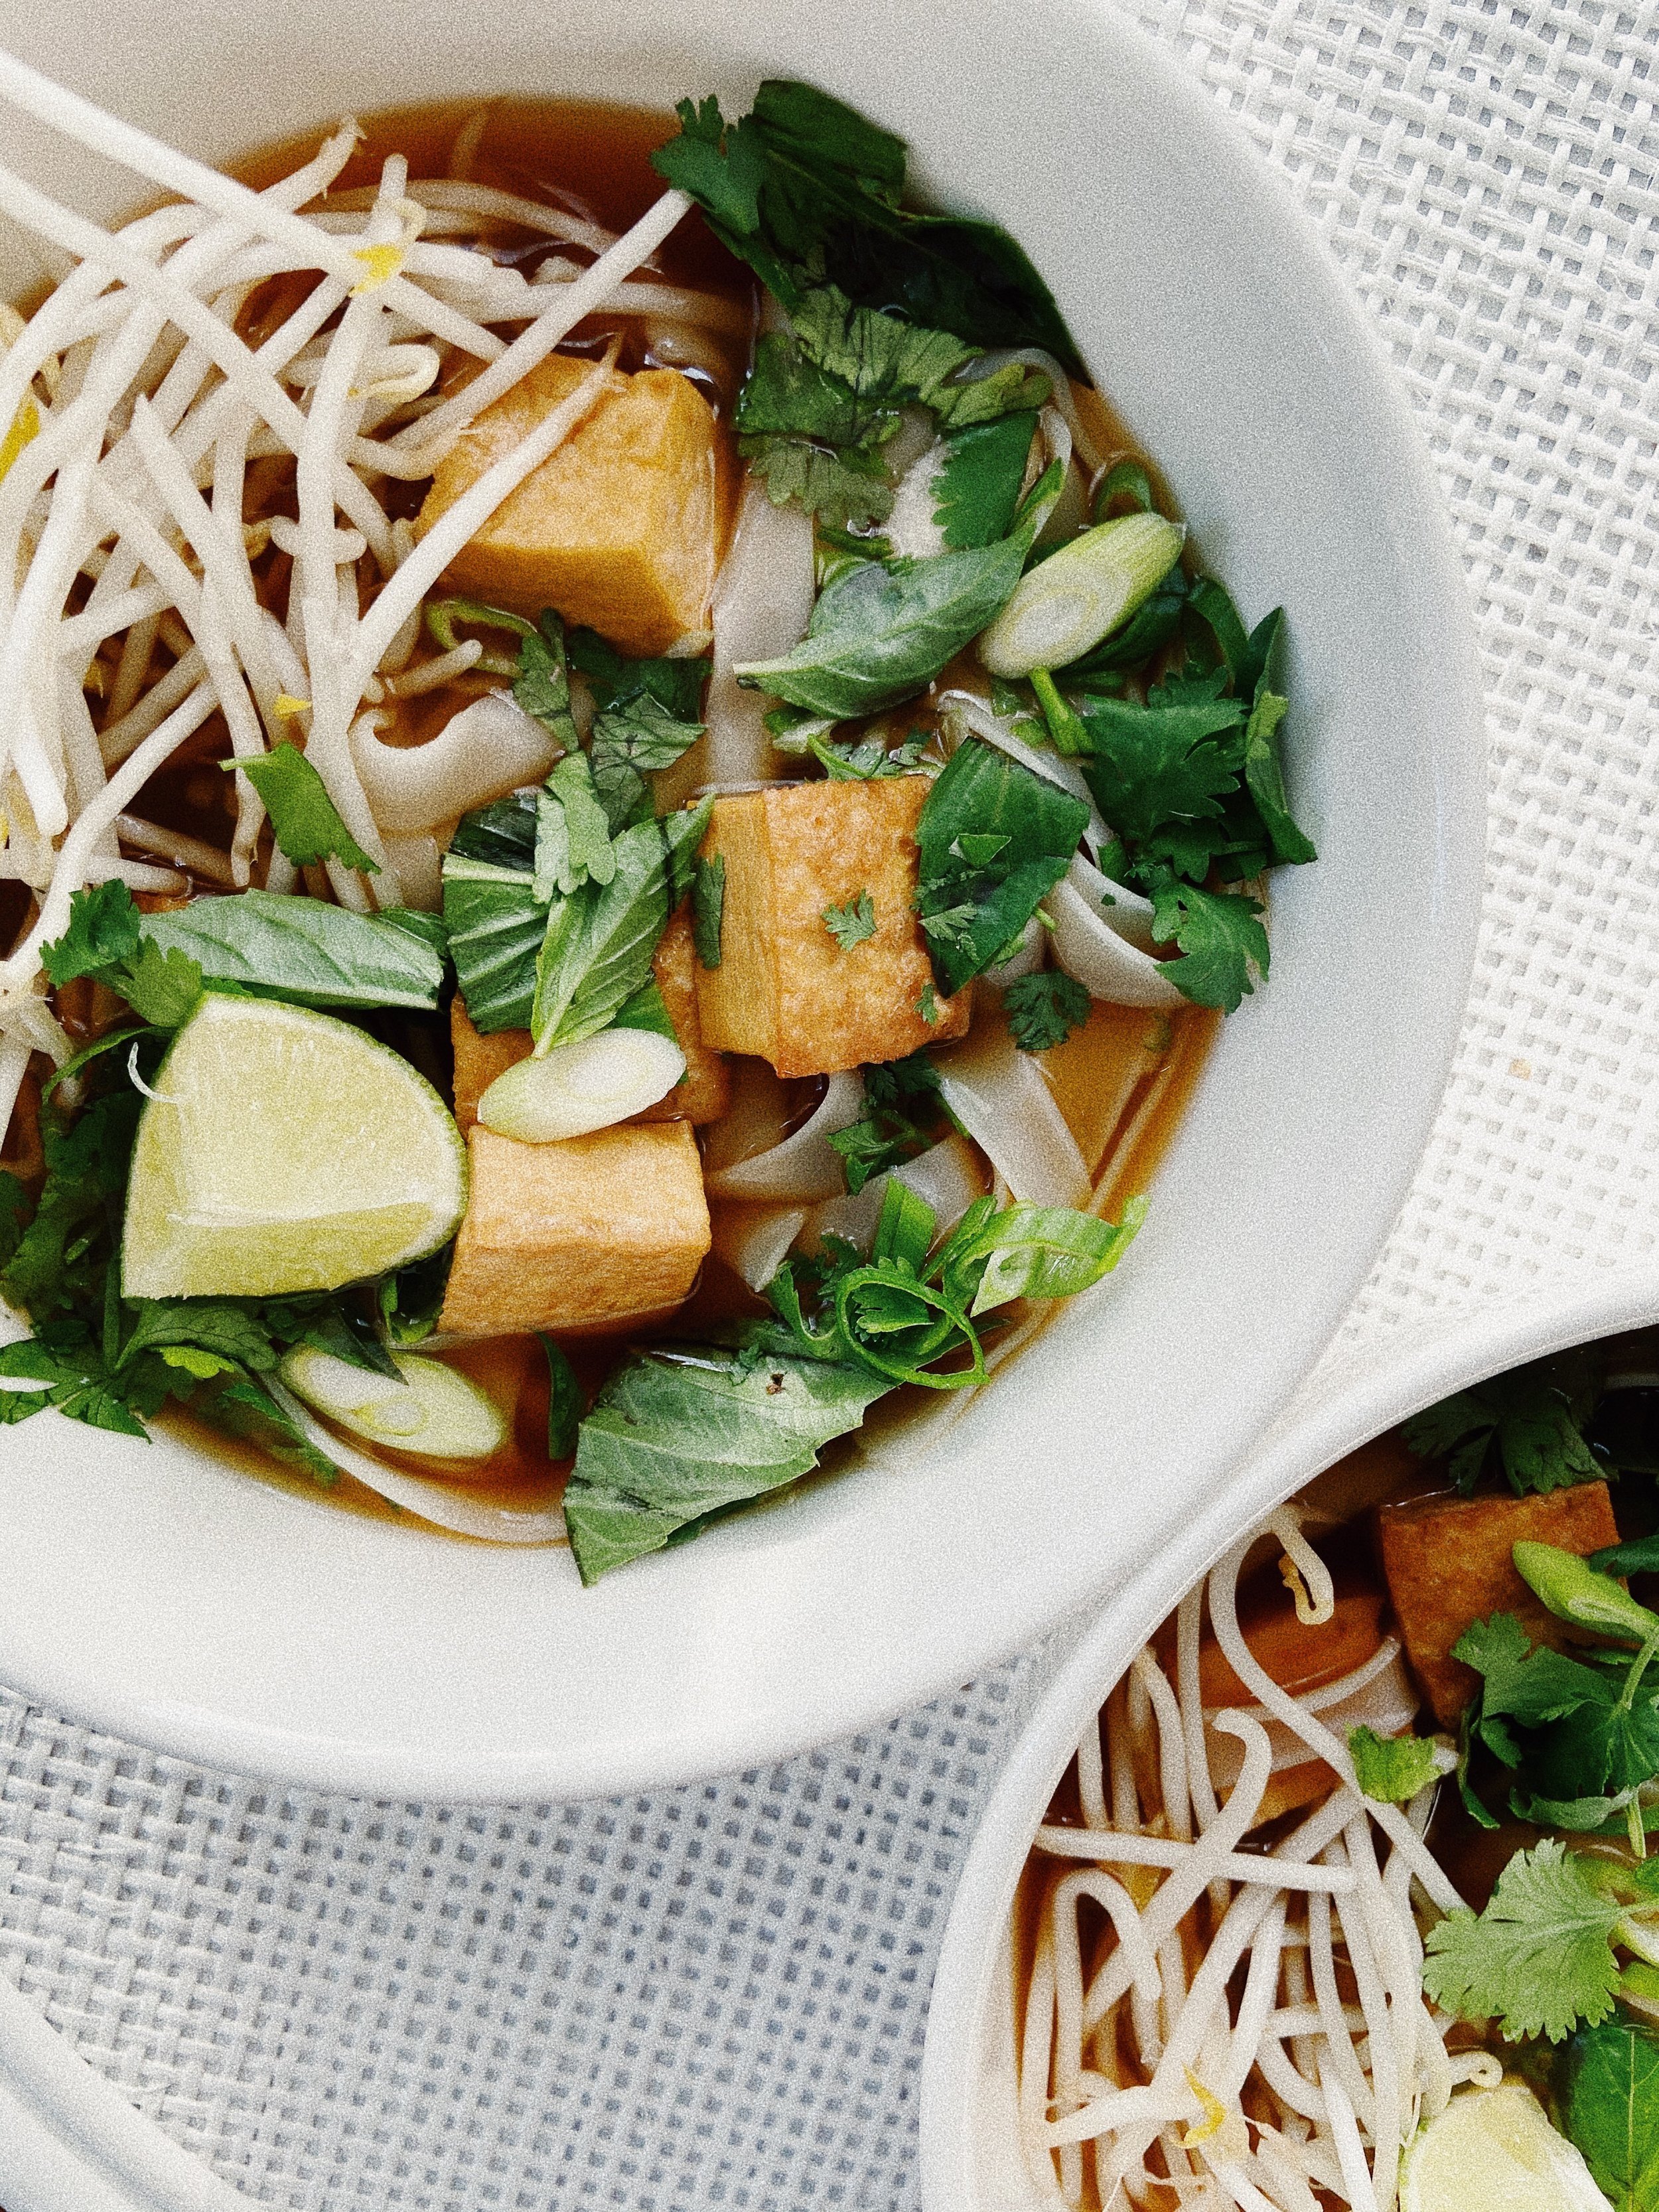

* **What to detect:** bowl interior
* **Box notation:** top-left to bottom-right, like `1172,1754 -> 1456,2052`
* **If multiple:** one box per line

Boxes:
0,0 -> 1484,1799
916,1267 -> 1659,2212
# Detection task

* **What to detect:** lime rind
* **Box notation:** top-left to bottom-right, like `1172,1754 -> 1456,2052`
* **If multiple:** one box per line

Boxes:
1402,2083 -> 1612,2212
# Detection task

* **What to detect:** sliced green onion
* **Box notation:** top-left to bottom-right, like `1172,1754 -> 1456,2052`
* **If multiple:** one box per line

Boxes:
832,1266 -> 987,1390
977,513 -> 1185,677
279,1346 -> 507,1460
1093,459 -> 1154,520
425,597 -> 535,676
478,1027 -> 685,1143
1030,669 -> 1089,756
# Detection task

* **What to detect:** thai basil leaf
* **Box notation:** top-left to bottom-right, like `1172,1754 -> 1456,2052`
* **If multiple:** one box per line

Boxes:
1561,2017 -> 1659,2212
139,891 -> 445,1011
563,1343 -> 890,1584
447,790 -> 539,869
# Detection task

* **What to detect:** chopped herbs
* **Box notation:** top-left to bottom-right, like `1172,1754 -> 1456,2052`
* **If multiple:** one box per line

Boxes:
822,889 -> 877,949
650,82 -> 1083,370
512,609 -> 579,747
236,742 -> 379,873
828,1049 -> 943,1193
1404,1354 -> 1609,1495
692,853 -> 725,968
531,803 -> 711,1052
1347,1724 -> 1446,1805
1003,970 -> 1091,1053
1423,1840 -> 1659,2042
535,753 -> 617,898
914,736 -> 1088,995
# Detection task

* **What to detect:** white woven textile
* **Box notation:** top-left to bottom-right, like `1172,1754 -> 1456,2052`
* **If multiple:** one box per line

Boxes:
5,0 -> 1659,2203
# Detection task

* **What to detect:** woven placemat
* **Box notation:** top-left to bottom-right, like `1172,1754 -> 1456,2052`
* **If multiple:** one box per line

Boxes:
5,0 -> 1659,2203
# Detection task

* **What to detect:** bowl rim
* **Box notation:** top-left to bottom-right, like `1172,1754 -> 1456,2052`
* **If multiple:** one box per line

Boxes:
0,0 -> 1488,1802
916,1260 -> 1659,2212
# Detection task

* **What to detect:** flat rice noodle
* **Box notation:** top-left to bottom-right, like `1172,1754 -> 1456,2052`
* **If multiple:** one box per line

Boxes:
934,1025 -> 1089,1207
1046,869 -> 1183,1010
709,1200 -> 808,1293
350,690 -> 560,834
809,1131 -> 987,1254
264,1379 -> 565,1544
703,477 -> 816,784
703,1069 -> 864,1201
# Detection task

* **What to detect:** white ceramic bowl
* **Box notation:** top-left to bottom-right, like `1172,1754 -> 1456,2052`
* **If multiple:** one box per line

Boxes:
918,1262 -> 1659,2212
0,0 -> 1483,1799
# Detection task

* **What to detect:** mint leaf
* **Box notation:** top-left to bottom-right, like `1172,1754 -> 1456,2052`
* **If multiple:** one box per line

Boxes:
692,854 -> 725,969
1561,2017 -> 1659,2212
1347,1724 -> 1444,1804
442,855 -> 545,1033
1003,970 -> 1091,1053
139,891 -> 445,1012
237,743 -> 378,873
822,889 -> 876,950
563,1343 -> 889,1583
40,879 -> 142,986
932,411 -> 1038,549
1145,874 -> 1269,1013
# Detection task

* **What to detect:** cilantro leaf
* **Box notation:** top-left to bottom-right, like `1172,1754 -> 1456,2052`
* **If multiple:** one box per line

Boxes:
112,939 -> 203,1028
237,744 -> 378,873
1403,1359 -> 1607,1496
1455,1612 -> 1609,1732
914,737 -> 1088,995
1145,873 -> 1269,1013
932,411 -> 1039,550
822,889 -> 877,950
1422,1840 -> 1656,2042
692,854 -> 725,969
1077,693 -> 1245,852
40,879 -> 142,986
1003,970 -> 1091,1054
512,611 -> 579,747
1346,1724 -> 1445,1804
741,432 -> 895,529
650,82 -> 1082,371
826,1052 -> 944,1195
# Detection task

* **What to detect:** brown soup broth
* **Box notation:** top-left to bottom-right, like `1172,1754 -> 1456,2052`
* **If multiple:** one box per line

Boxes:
47,99 -> 1219,1531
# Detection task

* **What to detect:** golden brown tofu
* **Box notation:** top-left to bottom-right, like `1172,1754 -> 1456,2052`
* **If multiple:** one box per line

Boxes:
417,355 -> 718,656
449,906 -> 729,1132
438,1123 -> 710,1337
1378,1481 -> 1622,1725
693,776 -> 971,1079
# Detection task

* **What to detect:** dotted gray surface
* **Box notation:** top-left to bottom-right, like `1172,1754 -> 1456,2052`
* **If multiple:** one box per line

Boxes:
6,0 -> 1659,2205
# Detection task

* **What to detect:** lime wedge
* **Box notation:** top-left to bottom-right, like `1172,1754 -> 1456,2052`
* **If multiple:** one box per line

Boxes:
1402,2085 -> 1611,2212
122,994 -> 467,1299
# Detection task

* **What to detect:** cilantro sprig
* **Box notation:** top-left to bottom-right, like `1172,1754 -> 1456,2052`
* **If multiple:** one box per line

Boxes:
1404,1351 -> 1609,1496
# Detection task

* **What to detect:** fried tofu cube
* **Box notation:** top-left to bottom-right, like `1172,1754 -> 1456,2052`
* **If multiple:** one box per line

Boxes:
438,1123 -> 710,1337
693,776 -> 970,1078
1378,1481 -> 1621,1724
416,354 -> 719,656
449,905 -> 729,1131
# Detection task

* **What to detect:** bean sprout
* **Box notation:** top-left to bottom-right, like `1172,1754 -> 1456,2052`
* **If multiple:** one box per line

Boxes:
1015,1502 -> 1465,2212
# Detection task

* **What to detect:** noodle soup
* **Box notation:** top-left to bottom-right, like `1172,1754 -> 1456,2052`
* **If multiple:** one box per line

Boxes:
1007,1332 -> 1659,2212
0,71 -> 1311,1581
